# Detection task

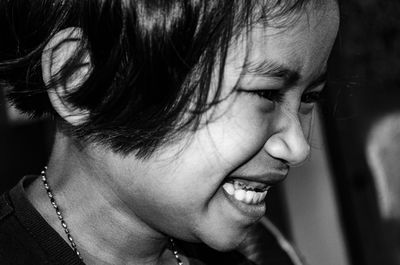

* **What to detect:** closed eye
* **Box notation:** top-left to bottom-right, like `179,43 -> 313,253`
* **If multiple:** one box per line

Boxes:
301,91 -> 323,104
301,82 -> 328,104
237,87 -> 325,105
237,89 -> 284,102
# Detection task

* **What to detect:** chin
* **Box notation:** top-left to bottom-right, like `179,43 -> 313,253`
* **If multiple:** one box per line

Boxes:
200,225 -> 251,252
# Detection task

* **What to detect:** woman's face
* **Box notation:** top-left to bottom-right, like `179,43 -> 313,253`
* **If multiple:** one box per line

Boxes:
95,0 -> 339,251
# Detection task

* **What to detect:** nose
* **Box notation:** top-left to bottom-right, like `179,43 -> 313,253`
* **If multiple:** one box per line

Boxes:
264,111 -> 311,167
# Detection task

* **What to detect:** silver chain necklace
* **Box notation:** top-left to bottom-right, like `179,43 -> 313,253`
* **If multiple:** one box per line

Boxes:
40,166 -> 183,265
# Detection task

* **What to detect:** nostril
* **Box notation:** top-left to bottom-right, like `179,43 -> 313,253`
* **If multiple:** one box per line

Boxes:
289,152 -> 311,167
288,142 -> 311,167
264,133 -> 311,167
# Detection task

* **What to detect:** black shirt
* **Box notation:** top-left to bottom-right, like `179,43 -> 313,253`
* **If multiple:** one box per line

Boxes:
0,175 -> 84,265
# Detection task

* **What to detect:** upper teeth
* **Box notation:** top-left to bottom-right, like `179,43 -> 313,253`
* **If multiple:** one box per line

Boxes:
222,181 -> 268,205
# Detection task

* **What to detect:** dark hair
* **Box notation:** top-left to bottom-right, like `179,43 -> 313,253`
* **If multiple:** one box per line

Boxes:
0,0 -> 310,158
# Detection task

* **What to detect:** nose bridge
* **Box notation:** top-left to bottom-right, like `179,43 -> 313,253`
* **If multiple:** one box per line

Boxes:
265,107 -> 311,166
285,111 -> 311,164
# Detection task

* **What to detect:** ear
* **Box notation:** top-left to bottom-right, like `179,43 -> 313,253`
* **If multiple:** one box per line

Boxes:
42,27 -> 90,125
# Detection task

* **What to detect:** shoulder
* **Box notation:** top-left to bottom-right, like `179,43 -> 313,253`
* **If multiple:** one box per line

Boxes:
0,192 -> 14,221
0,193 -> 15,264
0,192 -> 25,264
0,191 -> 48,265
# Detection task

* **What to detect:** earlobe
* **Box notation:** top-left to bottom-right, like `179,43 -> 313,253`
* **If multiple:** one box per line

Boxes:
42,27 -> 90,125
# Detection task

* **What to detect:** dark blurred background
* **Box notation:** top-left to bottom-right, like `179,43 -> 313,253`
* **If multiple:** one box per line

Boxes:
321,1 -> 400,265
1,0 -> 400,265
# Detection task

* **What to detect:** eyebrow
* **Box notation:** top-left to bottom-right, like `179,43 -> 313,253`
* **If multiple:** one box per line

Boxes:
242,60 -> 301,86
241,59 -> 327,89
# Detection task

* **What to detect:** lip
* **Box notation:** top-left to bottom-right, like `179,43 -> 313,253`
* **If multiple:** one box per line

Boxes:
219,169 -> 288,221
221,187 -> 266,221
227,171 -> 288,188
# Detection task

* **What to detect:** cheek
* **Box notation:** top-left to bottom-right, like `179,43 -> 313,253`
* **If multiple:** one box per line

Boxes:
196,104 -> 270,173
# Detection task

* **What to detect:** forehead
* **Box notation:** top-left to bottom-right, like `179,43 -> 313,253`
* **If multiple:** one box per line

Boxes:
256,2 -> 338,67
224,0 -> 339,88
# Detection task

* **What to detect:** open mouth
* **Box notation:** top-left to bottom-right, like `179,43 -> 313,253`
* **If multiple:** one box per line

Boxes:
222,178 -> 269,205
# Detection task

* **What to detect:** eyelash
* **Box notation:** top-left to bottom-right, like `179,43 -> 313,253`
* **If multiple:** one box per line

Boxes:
301,91 -> 324,104
245,90 -> 324,104
250,90 -> 284,102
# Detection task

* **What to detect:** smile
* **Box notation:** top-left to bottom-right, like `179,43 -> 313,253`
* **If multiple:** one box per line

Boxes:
222,179 -> 269,205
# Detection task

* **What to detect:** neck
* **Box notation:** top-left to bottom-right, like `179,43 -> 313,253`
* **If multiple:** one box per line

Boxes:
26,132 -> 181,265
